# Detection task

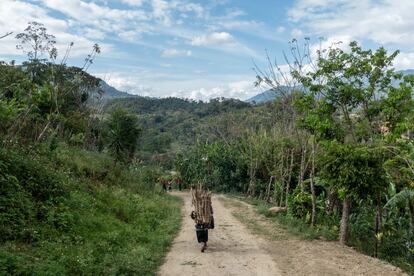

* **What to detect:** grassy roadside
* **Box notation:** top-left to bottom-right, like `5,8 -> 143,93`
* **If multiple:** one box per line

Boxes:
225,194 -> 414,275
0,144 -> 183,275
226,194 -> 337,241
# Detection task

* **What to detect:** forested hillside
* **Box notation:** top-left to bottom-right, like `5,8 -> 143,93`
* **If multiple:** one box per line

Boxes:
105,97 -> 252,162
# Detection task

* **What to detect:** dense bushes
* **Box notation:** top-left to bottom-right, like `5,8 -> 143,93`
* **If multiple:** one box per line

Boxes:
176,141 -> 249,192
0,147 -> 68,242
0,144 -> 182,275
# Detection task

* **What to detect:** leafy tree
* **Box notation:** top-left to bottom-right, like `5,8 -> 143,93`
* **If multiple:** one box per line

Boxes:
106,108 -> 141,163
293,41 -> 401,244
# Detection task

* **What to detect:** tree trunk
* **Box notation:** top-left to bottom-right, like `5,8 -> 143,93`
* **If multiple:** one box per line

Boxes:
339,196 -> 350,245
285,149 -> 294,208
310,138 -> 317,227
279,150 -> 285,206
266,176 -> 274,202
408,200 -> 414,235
247,159 -> 257,197
374,193 -> 382,257
327,191 -> 338,215
299,141 -> 307,192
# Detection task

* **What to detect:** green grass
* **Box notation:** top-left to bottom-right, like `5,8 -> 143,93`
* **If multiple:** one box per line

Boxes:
1,190 -> 182,275
0,144 -> 183,275
230,195 -> 337,241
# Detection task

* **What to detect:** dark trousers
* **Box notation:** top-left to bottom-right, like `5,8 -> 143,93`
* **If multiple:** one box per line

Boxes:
195,224 -> 208,243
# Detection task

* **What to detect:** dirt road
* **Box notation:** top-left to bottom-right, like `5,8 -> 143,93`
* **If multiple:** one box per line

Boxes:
158,192 -> 406,276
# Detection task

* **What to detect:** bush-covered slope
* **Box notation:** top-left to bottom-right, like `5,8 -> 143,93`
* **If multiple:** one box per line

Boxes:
0,144 -> 181,275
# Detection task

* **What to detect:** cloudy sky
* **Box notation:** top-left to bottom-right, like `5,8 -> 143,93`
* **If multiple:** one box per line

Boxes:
1,0 -> 414,100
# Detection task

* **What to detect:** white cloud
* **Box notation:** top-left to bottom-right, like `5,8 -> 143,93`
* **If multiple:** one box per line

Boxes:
190,31 -> 260,58
276,26 -> 285,33
394,52 -> 414,70
121,0 -> 145,7
161,48 -> 192,57
291,28 -> 303,38
191,32 -> 235,46
151,0 -> 171,26
118,30 -> 142,42
177,3 -> 204,18
41,0 -> 149,33
288,0 -> 414,46
0,0 -> 101,58
181,80 -> 260,101
94,71 -> 260,101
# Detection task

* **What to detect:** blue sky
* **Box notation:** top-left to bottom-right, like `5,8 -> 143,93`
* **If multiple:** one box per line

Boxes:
1,0 -> 414,100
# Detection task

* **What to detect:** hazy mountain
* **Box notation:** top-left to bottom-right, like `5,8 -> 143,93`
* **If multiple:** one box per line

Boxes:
246,86 -> 295,104
96,80 -> 136,100
246,89 -> 278,104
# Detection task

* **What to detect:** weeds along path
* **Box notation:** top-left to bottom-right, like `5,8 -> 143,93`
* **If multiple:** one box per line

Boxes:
158,191 -> 280,276
219,196 -> 407,276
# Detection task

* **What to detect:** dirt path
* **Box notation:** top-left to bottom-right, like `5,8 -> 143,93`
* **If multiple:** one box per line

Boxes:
159,192 -> 406,276
159,192 -> 280,276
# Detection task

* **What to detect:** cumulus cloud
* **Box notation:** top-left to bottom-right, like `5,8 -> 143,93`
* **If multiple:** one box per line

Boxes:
121,0 -> 145,7
291,28 -> 303,38
180,80 -> 260,101
286,0 -> 414,70
288,0 -> 414,46
189,31 -> 260,57
0,0 -> 102,58
94,71 -> 260,101
161,48 -> 192,57
41,0 -> 149,33
191,32 -> 235,46
394,52 -> 414,70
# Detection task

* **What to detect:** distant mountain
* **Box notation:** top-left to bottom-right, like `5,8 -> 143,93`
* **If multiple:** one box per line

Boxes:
246,86 -> 296,104
94,80 -> 136,100
246,89 -> 278,104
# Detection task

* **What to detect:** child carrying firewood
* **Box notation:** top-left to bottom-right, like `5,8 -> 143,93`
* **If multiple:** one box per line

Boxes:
190,184 -> 214,252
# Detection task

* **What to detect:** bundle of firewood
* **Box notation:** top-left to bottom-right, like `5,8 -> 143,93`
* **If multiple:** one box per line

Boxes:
191,183 -> 212,225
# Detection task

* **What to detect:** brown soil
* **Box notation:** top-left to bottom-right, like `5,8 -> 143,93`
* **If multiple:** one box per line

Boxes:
158,192 -> 406,276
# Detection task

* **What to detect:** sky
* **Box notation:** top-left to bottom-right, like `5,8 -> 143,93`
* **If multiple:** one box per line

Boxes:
1,0 -> 414,100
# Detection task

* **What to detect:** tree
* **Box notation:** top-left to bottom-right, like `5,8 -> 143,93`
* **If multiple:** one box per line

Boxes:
106,108 -> 141,163
320,142 -> 388,244
293,41 -> 400,244
16,22 -> 57,61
